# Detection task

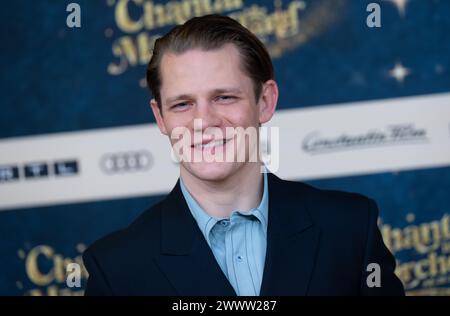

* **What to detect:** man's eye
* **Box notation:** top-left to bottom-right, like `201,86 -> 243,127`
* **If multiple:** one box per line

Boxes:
171,102 -> 189,109
216,95 -> 236,102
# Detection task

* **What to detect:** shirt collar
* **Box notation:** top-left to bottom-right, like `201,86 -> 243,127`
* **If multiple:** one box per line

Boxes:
179,168 -> 269,244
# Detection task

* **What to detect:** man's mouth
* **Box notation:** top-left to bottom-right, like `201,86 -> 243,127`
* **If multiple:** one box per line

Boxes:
191,138 -> 231,150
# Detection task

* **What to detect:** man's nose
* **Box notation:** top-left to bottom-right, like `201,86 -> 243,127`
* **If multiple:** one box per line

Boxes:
190,100 -> 222,130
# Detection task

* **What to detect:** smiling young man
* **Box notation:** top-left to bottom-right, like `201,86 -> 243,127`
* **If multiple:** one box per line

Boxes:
83,15 -> 404,296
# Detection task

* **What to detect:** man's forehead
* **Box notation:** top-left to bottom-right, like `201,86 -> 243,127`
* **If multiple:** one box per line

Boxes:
158,45 -> 252,100
160,44 -> 242,71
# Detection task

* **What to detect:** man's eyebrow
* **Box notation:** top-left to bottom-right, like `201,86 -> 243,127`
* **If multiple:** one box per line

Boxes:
165,94 -> 194,105
210,88 -> 244,95
165,88 -> 244,105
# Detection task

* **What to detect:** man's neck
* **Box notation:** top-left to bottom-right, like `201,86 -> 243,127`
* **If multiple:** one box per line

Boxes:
180,163 -> 264,218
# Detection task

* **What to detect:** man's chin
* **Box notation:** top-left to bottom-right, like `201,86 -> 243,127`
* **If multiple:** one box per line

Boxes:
182,161 -> 239,182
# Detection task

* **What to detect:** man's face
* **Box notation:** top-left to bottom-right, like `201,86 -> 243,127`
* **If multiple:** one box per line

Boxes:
150,43 -> 277,182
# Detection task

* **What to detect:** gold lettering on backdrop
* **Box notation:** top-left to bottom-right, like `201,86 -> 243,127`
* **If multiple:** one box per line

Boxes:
116,0 -> 145,33
26,286 -> 84,296
108,36 -> 138,75
106,0 -> 345,79
137,32 -> 153,64
108,0 -> 245,76
229,1 -> 303,43
115,0 -> 243,33
22,244 -> 88,296
26,245 -> 54,286
108,32 -> 159,75
382,215 -> 450,254
381,214 -> 450,294
395,251 -> 450,291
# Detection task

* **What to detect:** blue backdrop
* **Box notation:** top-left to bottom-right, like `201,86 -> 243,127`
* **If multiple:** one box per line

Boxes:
1,0 -> 449,295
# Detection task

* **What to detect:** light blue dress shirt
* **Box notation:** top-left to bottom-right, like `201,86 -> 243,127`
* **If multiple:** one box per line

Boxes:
179,171 -> 269,296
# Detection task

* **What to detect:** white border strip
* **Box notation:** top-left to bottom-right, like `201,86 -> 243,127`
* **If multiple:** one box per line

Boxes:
0,93 -> 449,210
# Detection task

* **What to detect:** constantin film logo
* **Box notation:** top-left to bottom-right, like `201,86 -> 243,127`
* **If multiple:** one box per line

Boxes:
302,124 -> 428,154
104,0 -> 346,87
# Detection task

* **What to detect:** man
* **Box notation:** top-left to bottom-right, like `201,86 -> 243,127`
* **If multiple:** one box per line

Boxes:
83,15 -> 404,296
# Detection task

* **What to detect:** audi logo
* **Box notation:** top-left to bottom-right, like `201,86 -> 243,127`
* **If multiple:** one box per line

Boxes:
100,151 -> 153,174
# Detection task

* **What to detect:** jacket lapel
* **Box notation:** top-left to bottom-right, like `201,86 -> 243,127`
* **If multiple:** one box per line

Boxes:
155,180 -> 236,296
155,174 -> 320,296
260,173 -> 321,296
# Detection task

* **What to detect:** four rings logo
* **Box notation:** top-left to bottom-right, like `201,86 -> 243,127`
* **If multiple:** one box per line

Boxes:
100,151 -> 153,174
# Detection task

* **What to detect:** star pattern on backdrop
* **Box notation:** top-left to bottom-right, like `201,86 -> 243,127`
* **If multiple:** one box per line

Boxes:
384,0 -> 410,17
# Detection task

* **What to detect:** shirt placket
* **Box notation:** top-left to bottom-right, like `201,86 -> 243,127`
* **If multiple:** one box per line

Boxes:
225,215 -> 257,296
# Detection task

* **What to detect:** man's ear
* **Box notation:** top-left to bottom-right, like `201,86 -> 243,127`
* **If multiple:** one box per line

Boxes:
150,99 -> 168,135
258,80 -> 279,124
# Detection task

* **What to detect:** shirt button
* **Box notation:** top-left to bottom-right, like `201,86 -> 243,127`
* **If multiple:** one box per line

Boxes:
221,220 -> 229,227
236,255 -> 244,262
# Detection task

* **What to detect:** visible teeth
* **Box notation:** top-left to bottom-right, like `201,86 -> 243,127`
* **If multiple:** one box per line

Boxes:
195,139 -> 225,149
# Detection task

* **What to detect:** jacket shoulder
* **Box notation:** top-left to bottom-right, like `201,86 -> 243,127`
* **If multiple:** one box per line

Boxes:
280,176 -> 375,210
276,177 -> 377,232
83,199 -> 164,263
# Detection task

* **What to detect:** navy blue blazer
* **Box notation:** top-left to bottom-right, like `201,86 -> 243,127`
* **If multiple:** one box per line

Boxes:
83,173 -> 404,296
